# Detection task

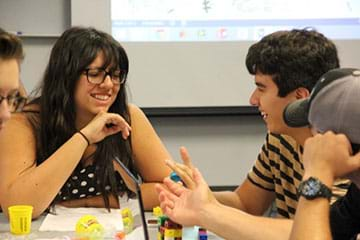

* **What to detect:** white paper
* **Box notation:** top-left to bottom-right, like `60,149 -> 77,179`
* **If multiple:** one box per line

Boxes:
125,226 -> 146,240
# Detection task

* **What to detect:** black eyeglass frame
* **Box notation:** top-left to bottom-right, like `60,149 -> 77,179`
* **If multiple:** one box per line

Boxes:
0,91 -> 27,113
83,68 -> 127,85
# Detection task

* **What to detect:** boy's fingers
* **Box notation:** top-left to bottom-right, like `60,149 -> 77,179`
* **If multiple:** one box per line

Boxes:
166,160 -> 195,188
180,146 -> 194,169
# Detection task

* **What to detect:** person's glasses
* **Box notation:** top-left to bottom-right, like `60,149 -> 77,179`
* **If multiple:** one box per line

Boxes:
0,91 -> 27,113
83,68 -> 126,85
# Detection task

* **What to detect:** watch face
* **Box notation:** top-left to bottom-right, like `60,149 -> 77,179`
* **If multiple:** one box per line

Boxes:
302,178 -> 321,197
299,177 -> 332,200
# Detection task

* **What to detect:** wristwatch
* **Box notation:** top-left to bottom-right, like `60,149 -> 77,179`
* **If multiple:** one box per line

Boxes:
298,177 -> 332,200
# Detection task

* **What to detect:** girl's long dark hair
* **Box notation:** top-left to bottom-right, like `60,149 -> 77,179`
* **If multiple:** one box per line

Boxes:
27,27 -> 134,209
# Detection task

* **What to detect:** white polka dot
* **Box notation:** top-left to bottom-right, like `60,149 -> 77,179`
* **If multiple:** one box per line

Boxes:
72,189 -> 78,194
62,196 -> 67,200
88,173 -> 95,178
81,181 -> 87,187
72,175 -> 78,180
88,187 -> 95,192
105,185 -> 111,190
67,183 -> 71,187
79,194 -> 86,198
80,169 -> 86,174
96,192 -> 101,195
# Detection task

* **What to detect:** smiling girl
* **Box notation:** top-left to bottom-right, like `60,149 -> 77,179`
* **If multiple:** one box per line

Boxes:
0,27 -> 171,218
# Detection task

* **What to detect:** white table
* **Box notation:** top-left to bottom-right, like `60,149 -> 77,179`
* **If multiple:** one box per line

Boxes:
0,212 -> 222,240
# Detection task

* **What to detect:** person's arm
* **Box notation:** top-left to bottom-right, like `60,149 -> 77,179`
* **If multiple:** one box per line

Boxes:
156,168 -> 292,240
290,174 -> 333,240
290,132 -> 360,240
116,104 -> 172,210
201,201 -> 291,240
0,111 -> 131,218
214,179 -> 275,215
0,114 -> 88,218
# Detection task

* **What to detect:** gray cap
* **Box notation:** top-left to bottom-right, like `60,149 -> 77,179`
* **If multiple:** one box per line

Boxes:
283,68 -> 360,144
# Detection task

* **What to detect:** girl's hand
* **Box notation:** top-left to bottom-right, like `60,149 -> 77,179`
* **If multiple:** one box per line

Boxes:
80,111 -> 131,144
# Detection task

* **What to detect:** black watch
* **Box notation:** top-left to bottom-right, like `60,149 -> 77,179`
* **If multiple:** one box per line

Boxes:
298,177 -> 332,201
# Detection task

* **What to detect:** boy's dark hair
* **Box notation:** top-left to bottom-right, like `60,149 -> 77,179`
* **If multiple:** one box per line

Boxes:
246,29 -> 339,97
0,28 -> 24,61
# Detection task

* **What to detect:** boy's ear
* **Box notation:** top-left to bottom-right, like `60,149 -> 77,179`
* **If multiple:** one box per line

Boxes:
295,87 -> 310,99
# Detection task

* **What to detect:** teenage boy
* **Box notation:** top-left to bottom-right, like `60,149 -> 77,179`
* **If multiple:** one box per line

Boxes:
156,29 -> 342,240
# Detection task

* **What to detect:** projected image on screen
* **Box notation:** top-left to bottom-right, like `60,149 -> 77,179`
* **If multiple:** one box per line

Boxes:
111,0 -> 360,42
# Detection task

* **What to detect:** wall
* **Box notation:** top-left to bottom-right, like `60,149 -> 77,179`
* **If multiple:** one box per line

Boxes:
0,0 -> 70,92
150,116 -> 266,186
0,0 -> 267,186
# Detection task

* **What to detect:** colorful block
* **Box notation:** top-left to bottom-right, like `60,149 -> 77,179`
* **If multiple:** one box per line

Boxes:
153,206 -> 163,217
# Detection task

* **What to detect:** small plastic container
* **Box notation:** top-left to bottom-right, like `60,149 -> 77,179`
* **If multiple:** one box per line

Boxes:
8,205 -> 33,235
75,215 -> 104,240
